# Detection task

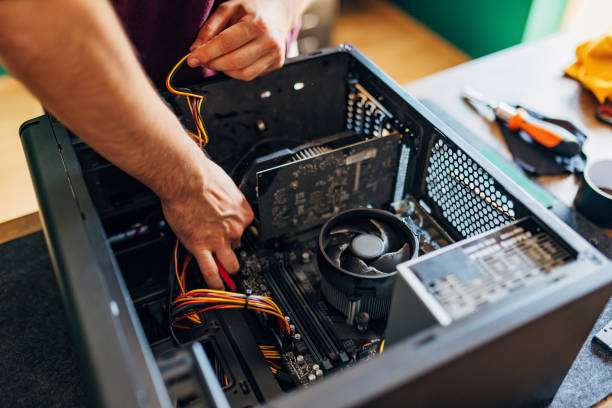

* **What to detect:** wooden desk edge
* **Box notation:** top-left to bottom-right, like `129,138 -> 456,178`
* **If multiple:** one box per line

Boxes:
0,212 -> 42,245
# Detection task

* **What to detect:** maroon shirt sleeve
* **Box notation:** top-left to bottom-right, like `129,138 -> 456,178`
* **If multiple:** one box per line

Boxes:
111,0 -> 218,87
111,0 -> 300,88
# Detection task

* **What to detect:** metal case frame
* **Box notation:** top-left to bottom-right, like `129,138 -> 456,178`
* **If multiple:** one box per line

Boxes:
20,46 -> 612,407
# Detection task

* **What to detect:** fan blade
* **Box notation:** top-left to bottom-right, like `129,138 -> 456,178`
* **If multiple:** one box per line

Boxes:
325,232 -> 353,249
371,219 -> 404,252
329,225 -> 369,236
342,254 -> 370,275
370,243 -> 413,273
369,219 -> 389,253
343,254 -> 385,276
326,225 -> 366,248
326,242 -> 349,268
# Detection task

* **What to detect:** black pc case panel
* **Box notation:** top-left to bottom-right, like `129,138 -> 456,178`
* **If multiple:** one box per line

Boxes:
20,116 -> 172,408
19,46 -> 612,408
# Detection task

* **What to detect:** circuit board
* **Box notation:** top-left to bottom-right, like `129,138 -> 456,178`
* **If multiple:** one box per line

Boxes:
256,133 -> 402,240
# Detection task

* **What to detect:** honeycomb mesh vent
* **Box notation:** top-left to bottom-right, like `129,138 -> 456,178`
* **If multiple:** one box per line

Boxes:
425,137 -> 517,238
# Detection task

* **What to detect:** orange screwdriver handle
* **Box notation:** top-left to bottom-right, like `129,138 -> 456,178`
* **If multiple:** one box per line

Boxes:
507,109 -> 581,156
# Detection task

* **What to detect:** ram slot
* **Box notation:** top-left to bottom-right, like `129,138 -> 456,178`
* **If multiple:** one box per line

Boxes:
265,263 -> 347,370
284,266 -> 349,364
263,264 -> 325,365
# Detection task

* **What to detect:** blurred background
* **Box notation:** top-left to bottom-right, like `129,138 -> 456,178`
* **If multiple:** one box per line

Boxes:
0,0 -> 611,242
302,0 -> 612,83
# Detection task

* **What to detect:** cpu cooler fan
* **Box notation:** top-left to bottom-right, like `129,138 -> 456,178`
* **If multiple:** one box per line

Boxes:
318,208 -> 419,324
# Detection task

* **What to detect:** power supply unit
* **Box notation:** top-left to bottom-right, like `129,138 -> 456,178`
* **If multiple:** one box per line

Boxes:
20,45 -> 612,407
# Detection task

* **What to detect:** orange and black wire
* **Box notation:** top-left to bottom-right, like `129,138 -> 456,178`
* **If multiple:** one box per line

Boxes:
172,239 -> 202,326
165,53 -> 208,148
259,345 -> 283,374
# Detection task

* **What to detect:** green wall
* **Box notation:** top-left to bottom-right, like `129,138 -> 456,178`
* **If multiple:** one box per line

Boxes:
392,0 -> 567,57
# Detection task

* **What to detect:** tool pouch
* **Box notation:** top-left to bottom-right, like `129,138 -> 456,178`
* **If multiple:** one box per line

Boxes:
497,106 -> 587,176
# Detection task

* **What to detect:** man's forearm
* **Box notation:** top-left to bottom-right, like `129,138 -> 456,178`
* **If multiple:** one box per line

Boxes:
0,0 -> 205,201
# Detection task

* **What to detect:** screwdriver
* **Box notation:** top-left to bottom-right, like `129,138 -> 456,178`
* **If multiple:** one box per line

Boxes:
462,88 -> 581,157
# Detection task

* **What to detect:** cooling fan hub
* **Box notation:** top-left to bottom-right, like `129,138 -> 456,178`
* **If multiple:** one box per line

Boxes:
350,234 -> 385,260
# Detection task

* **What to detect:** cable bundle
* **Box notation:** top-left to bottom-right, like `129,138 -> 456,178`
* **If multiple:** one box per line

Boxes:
166,53 -> 208,148
170,240 -> 287,332
171,289 -> 290,333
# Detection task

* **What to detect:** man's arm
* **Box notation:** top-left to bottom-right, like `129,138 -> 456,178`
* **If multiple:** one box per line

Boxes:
188,0 -> 313,81
0,0 -> 253,289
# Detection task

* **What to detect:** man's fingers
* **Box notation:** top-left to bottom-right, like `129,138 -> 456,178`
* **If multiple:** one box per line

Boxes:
190,2 -> 238,50
224,52 -> 282,82
205,36 -> 279,72
240,197 -> 255,225
194,250 -> 224,290
189,20 -> 256,67
215,245 -> 240,276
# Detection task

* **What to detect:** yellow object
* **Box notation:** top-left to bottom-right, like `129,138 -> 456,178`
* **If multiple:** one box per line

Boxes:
565,27 -> 612,103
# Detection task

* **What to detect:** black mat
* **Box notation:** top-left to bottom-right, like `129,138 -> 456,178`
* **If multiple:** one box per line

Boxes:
0,231 -> 86,407
551,298 -> 612,407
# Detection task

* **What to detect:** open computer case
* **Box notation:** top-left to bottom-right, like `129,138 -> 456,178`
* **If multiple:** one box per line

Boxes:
20,46 -> 612,407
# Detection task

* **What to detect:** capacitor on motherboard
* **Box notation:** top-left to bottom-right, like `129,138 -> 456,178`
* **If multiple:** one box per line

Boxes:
301,251 -> 311,264
308,374 -> 316,382
296,355 -> 305,365
312,364 -> 320,371
315,369 -> 324,377
293,333 -> 301,341
289,324 -> 296,333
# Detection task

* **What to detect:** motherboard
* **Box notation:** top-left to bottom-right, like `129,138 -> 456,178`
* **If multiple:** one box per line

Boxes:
233,194 -> 454,388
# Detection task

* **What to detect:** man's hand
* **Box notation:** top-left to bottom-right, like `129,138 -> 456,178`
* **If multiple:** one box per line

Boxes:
187,0 -> 304,81
0,0 -> 257,291
162,156 -> 254,290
